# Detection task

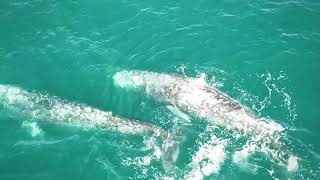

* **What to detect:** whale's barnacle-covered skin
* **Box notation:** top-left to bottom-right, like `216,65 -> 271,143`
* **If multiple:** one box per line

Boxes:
113,70 -> 284,137
0,84 -> 167,137
113,70 -> 298,172
0,84 -> 181,170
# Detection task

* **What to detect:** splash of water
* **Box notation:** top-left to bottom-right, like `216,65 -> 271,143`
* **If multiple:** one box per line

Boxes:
185,133 -> 227,179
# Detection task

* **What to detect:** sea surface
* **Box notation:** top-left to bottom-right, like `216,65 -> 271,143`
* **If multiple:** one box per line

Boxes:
0,0 -> 320,179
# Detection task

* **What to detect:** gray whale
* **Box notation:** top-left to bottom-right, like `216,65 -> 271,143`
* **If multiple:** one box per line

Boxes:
0,84 -> 166,138
113,70 -> 284,137
0,84 -> 180,169
113,70 -> 298,172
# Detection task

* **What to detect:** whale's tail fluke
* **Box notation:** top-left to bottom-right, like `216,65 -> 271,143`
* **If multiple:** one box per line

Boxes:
161,128 -> 183,171
158,106 -> 190,171
150,123 -> 186,172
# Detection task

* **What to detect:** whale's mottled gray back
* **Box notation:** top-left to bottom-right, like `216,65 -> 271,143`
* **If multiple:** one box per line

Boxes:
113,70 -> 284,137
0,84 -> 167,138
0,84 -> 181,170
113,70 -> 298,172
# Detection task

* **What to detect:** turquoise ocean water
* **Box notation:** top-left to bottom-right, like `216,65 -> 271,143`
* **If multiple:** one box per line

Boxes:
0,0 -> 320,179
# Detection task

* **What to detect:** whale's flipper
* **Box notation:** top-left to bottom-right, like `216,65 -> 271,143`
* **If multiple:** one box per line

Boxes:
167,105 -> 191,123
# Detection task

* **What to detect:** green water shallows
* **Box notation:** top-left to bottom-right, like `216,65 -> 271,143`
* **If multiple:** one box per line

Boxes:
0,0 -> 319,179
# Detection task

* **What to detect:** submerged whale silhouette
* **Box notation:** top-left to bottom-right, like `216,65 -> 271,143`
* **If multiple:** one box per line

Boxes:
113,70 -> 298,172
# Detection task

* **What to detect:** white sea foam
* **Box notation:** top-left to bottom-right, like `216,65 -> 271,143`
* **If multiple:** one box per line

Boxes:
232,144 -> 259,173
287,155 -> 298,172
22,121 -> 43,137
122,153 -> 161,179
185,134 -> 227,179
